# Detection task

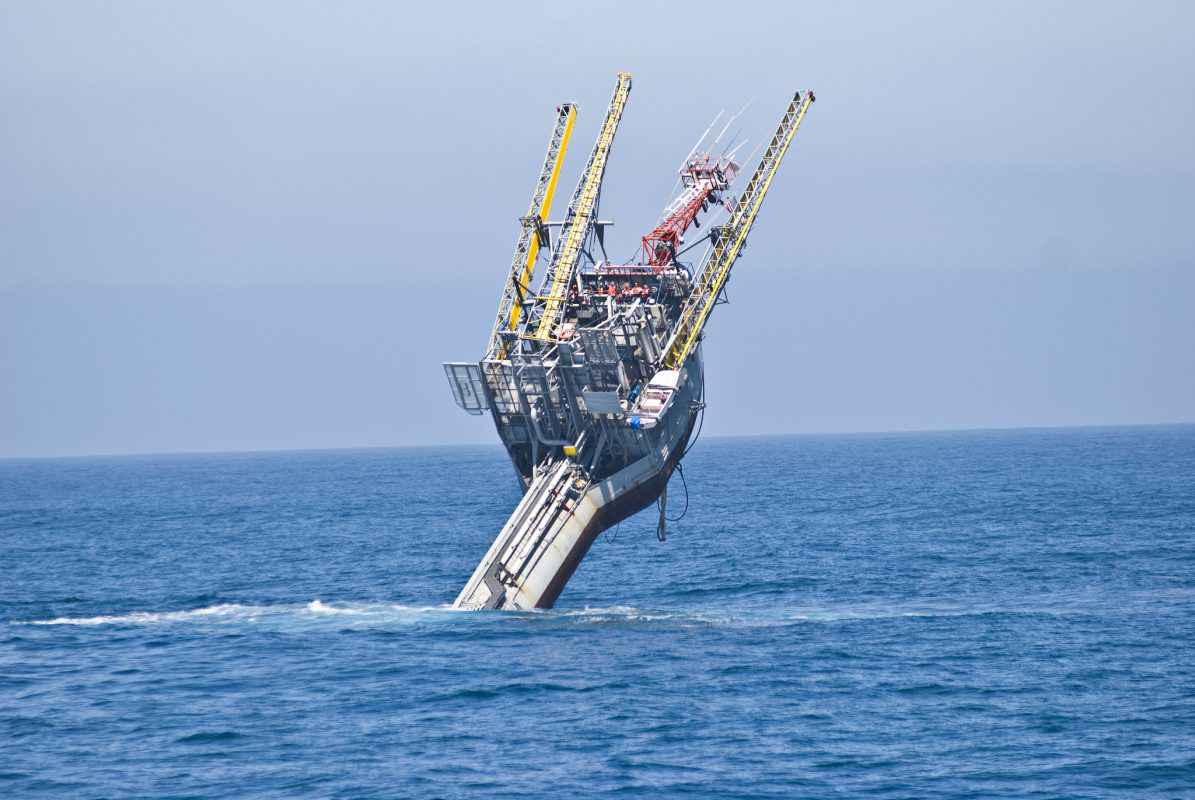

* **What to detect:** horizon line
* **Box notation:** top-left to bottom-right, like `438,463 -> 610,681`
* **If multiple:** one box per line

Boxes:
2,420 -> 1192,463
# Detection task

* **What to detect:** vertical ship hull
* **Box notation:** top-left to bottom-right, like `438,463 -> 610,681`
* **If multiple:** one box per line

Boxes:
442,80 -> 813,611
453,354 -> 701,610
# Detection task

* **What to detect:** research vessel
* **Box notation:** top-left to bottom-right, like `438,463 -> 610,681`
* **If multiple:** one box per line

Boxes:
444,73 -> 813,609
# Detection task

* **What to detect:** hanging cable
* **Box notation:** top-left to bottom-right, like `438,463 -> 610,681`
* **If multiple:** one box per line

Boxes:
664,462 -> 689,523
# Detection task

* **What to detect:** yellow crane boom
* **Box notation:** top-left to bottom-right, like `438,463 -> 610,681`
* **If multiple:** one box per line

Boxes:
529,72 -> 632,342
487,103 -> 577,358
662,90 -> 815,370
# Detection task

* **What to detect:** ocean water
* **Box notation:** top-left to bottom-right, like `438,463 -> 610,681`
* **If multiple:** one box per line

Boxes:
2,427 -> 1194,799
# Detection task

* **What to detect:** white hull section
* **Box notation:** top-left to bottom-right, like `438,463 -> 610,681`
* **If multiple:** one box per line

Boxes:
453,356 -> 699,610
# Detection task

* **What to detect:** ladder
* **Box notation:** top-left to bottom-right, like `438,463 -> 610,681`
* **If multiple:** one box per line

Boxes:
452,459 -> 580,610
487,103 -> 577,358
529,72 -> 633,342
662,90 -> 814,370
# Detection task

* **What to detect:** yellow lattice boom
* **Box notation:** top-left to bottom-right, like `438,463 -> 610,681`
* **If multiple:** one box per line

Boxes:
487,103 -> 577,358
662,90 -> 814,370
529,72 -> 632,342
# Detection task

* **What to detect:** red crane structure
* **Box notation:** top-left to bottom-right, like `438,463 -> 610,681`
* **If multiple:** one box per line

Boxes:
639,154 -> 739,268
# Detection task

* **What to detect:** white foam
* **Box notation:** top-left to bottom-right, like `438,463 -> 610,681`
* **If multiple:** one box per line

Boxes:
24,601 -> 449,627
29,603 -> 262,626
19,599 -> 1081,629
306,599 -> 341,614
558,605 -> 731,625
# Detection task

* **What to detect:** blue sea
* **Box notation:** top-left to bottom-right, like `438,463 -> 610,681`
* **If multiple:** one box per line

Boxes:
2,427 -> 1194,798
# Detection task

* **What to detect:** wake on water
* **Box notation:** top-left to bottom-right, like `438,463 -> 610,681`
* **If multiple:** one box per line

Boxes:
14,596 -> 1116,630
22,600 -> 453,628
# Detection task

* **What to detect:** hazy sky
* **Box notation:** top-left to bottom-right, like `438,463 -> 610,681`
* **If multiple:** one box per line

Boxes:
2,1 -> 1192,457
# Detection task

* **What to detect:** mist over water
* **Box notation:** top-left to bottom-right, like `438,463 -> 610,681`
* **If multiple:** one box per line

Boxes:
3,427 -> 1194,797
